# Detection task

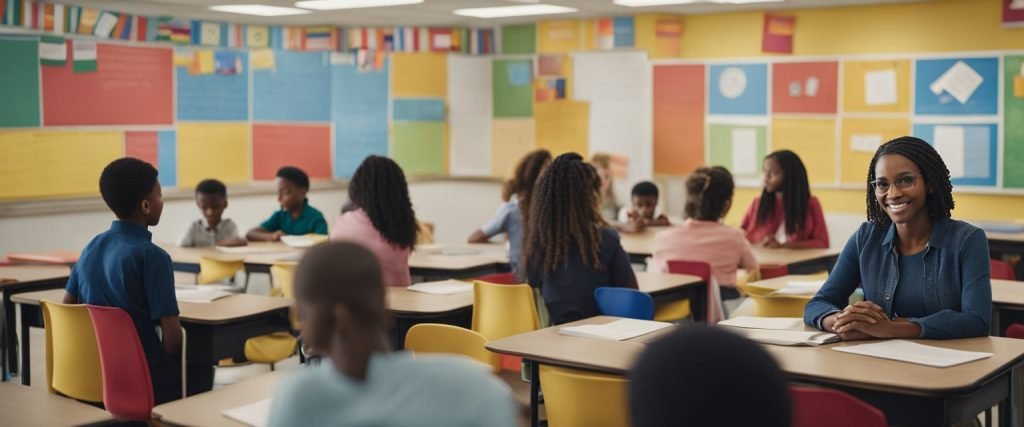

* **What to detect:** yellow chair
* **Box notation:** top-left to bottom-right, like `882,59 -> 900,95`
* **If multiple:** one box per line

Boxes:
244,262 -> 299,370
653,299 -> 691,322
404,324 -> 500,373
471,281 -> 540,341
42,301 -> 103,403
539,365 -> 629,427
739,272 -> 830,317
416,221 -> 435,245
197,257 -> 244,285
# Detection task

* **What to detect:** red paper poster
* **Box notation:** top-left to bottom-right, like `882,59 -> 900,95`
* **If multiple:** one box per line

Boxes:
762,14 -> 794,54
1004,0 -> 1024,26
252,124 -> 332,180
771,61 -> 838,114
653,65 -> 704,175
125,131 -> 159,166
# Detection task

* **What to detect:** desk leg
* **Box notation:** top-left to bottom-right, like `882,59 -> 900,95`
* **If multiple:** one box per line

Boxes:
1001,363 -> 1024,427
19,303 -> 32,386
529,360 -> 540,427
3,292 -> 16,378
1,296 -> 7,382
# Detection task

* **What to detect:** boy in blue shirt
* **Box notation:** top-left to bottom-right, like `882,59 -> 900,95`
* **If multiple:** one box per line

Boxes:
247,166 -> 328,241
63,158 -> 213,403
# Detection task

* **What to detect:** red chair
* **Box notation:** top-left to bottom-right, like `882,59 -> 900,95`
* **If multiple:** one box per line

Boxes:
1006,324 -> 1024,339
759,264 -> 789,280
474,272 -> 520,285
790,386 -> 887,427
991,259 -> 1017,281
666,260 -> 715,322
86,305 -> 155,421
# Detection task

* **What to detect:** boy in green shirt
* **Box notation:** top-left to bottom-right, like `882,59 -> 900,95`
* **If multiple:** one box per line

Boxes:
247,166 -> 328,241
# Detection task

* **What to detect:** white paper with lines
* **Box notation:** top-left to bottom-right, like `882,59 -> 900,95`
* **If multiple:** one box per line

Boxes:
832,340 -> 992,368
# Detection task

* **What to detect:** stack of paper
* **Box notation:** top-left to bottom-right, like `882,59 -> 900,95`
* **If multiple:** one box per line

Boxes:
215,246 -> 285,255
441,247 -> 481,256
719,316 -> 804,330
832,340 -> 992,368
175,288 -> 234,303
719,316 -> 838,346
407,279 -> 474,295
772,281 -> 824,296
559,319 -> 673,341
280,234 -> 328,249
222,398 -> 273,427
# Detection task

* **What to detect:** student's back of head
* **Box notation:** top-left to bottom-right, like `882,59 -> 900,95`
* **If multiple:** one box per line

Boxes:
685,166 -> 734,221
629,326 -> 791,427
503,148 -> 552,223
347,155 -> 418,250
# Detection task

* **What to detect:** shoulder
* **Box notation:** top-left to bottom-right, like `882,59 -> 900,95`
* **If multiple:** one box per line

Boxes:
599,227 -> 622,244
143,242 -> 173,263
221,218 -> 238,227
403,355 -> 512,398
945,219 -> 986,246
807,196 -> 823,209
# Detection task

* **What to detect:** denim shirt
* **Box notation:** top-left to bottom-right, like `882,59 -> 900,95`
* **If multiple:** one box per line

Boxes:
804,218 -> 991,339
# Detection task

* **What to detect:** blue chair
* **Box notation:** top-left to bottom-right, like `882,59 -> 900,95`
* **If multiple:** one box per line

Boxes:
594,287 -> 654,320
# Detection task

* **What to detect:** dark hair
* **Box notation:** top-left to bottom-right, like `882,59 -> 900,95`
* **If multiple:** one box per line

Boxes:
866,136 -> 954,227
276,166 -> 310,189
195,179 -> 227,198
294,241 -> 385,325
631,181 -> 659,198
756,150 -> 811,235
348,156 -> 418,250
100,158 -> 159,219
523,152 -> 605,274
629,326 -> 791,427
503,149 -> 552,230
685,166 -> 734,221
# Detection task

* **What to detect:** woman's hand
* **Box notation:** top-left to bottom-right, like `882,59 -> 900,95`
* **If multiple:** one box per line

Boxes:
831,301 -> 922,339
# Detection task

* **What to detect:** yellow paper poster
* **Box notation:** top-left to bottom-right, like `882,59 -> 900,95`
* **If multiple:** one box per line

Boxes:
247,26 -> 270,48
771,118 -> 836,185
491,119 -> 536,178
535,101 -> 589,157
177,123 -> 251,187
250,49 -> 276,70
0,131 -> 121,200
173,51 -> 192,67
538,20 -> 582,53
191,50 -> 215,75
392,53 -> 447,98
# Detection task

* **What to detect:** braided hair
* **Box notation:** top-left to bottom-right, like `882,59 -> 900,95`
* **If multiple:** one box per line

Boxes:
523,152 -> 606,275
502,149 -> 552,229
685,166 -> 734,221
347,156 -> 418,250
866,136 -> 954,227
756,150 -> 811,235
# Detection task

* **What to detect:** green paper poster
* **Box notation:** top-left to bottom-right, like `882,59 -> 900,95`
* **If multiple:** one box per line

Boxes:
72,39 -> 98,73
501,24 -> 536,55
0,38 -> 41,127
392,122 -> 445,176
39,36 -> 67,67
708,124 -> 767,178
493,60 -> 533,118
1004,56 -> 1024,188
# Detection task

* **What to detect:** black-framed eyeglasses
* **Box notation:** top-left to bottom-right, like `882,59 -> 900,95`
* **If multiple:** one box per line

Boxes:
870,174 -> 920,194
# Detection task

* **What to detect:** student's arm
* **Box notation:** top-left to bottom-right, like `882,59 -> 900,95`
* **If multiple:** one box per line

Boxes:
468,202 -> 513,243
737,234 -> 759,281
160,315 -> 183,355
249,214 -> 283,241
216,219 -> 247,247
147,250 -> 182,352
804,226 -> 865,331
63,266 -> 79,304
62,292 -> 78,304
783,197 -> 830,249
312,217 -> 329,235
646,214 -> 671,227
739,198 -> 759,243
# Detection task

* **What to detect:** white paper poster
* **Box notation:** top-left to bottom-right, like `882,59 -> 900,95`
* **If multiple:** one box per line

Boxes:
805,76 -> 820,97
447,55 -> 493,177
864,69 -> 897,105
851,134 -> 883,153
731,128 -> 758,175
934,125 -> 965,179
719,67 -> 748,99
929,61 -> 983,104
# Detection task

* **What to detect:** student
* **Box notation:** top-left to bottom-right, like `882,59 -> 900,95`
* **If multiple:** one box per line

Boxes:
741,150 -> 829,249
523,153 -> 637,325
330,156 -> 417,287
805,136 -> 991,340
651,166 -> 758,304
178,179 -> 246,247
590,152 -> 620,222
268,242 -> 516,427
467,149 -> 552,274
247,166 -> 328,242
62,158 -> 212,404
617,181 -> 670,227
629,326 -> 791,427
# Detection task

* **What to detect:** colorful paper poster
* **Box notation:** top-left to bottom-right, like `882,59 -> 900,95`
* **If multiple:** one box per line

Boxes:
199,21 -> 222,46
654,17 -> 682,58
71,39 -> 97,73
762,14 -> 794,54
1004,0 -> 1024,27
538,55 -> 564,76
39,36 -> 66,66
93,11 -> 118,38
507,61 -> 532,87
250,49 -> 275,69
596,18 -> 614,49
76,8 -> 99,35
247,25 -> 270,48
214,50 -> 239,75
613,17 -> 634,48
493,60 -> 533,117
501,24 -> 536,54
191,50 -> 214,75
535,101 -> 589,156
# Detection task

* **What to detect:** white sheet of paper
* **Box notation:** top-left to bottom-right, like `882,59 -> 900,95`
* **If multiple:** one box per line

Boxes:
39,41 -> 67,61
788,81 -> 802,97
222,398 -> 272,427
718,316 -> 803,330
936,61 -> 983,104
216,246 -> 288,255
805,76 -> 820,97
731,128 -> 758,175
432,34 -> 452,50
833,340 -> 992,368
447,55 -> 493,177
851,134 -> 883,153
280,235 -> 326,248
732,328 -> 838,346
559,319 -> 673,341
773,280 -> 824,295
93,13 -> 118,37
719,67 -> 748,99
72,40 -> 97,61
864,69 -> 898,105
175,288 -> 234,303
934,125 -> 966,178
407,279 -> 474,295
329,52 -> 354,65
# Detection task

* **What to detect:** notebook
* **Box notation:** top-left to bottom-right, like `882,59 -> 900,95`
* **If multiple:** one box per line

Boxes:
175,288 -> 234,303
730,328 -> 839,346
559,319 -> 674,341
832,340 -> 993,368
772,281 -> 824,296
718,316 -> 805,330
407,280 -> 474,295
222,398 -> 272,427
216,246 -> 286,255
280,234 -> 328,249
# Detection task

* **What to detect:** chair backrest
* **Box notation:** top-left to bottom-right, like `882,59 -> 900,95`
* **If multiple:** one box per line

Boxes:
198,257 -> 244,285
539,365 -> 629,427
1007,323 -> 1024,339
404,323 -> 500,373
759,264 -> 790,280
991,259 -> 1017,281
745,294 -> 814,317
594,287 -> 654,320
270,263 -> 300,330
471,281 -> 540,341
666,260 -> 712,285
790,386 -> 887,427
86,305 -> 154,421
41,301 -> 104,402
473,272 -> 520,285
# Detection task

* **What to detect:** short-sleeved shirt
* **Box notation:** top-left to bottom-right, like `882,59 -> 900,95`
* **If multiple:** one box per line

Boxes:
330,209 -> 412,287
259,198 -> 329,236
66,221 -> 179,364
177,218 -> 240,247
268,352 -> 517,427
526,227 -> 636,325
480,196 -> 522,272
651,219 -> 758,287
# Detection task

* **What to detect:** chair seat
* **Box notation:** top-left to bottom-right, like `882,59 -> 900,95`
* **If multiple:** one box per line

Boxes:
244,332 -> 297,364
654,298 -> 691,321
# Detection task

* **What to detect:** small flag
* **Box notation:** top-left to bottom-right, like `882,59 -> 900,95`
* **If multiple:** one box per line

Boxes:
72,39 -> 97,73
93,11 -> 118,38
39,35 -> 66,66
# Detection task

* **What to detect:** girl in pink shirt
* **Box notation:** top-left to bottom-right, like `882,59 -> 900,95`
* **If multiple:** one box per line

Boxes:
330,156 -> 417,287
740,150 -> 829,249
652,166 -> 757,300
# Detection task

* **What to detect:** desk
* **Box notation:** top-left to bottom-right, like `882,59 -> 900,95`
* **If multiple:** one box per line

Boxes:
11,289 -> 292,386
989,232 -> 1024,278
153,370 -> 283,427
0,265 -> 70,382
0,381 -> 112,426
488,316 -> 1024,427
993,279 -> 1024,336
618,226 -> 839,273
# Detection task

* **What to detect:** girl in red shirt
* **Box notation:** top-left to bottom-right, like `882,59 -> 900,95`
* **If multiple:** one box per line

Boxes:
740,150 -> 829,249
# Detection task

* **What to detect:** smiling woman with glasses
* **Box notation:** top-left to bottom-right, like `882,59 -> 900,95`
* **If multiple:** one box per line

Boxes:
804,136 -> 991,341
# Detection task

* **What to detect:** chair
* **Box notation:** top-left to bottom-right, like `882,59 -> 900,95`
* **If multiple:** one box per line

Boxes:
197,257 -> 244,285
790,386 -> 887,427
538,365 -> 628,427
992,259 -> 1017,280
86,305 -> 154,421
759,264 -> 789,280
1006,323 -> 1024,339
594,287 -> 654,320
41,301 -> 103,403
659,260 -> 716,321
417,221 -> 435,245
472,281 -> 540,372
244,263 -> 299,370
474,272 -> 520,285
404,324 -> 500,373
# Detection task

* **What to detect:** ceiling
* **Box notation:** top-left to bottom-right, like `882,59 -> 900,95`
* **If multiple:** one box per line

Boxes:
59,0 -> 929,26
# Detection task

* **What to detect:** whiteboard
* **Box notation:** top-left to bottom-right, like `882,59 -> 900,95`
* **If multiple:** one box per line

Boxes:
447,54 -> 493,176
572,51 -> 653,195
